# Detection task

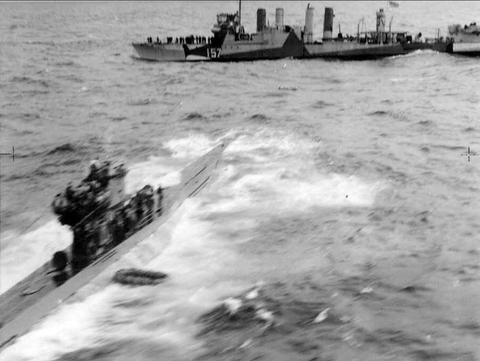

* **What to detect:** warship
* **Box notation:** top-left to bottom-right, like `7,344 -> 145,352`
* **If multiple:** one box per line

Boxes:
132,3 -> 450,62
302,6 -> 406,60
446,22 -> 480,56
132,2 -> 304,62
292,6 -> 449,58
0,142 -> 226,351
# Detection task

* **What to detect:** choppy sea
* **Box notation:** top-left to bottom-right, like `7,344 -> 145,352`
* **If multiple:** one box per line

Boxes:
1,1 -> 480,360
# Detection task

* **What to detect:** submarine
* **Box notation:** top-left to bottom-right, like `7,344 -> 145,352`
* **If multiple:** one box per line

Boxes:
0,143 -> 227,350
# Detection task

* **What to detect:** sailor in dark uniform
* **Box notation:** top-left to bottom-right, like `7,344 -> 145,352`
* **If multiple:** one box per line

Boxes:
124,201 -> 138,235
51,251 -> 69,286
112,208 -> 126,245
71,224 -> 89,274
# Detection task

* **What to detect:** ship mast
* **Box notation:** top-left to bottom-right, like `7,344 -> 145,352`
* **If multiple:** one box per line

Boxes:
239,0 -> 242,27
389,16 -> 394,44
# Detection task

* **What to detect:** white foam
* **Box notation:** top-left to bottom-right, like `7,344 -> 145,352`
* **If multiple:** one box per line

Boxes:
216,128 -> 383,213
1,288 -> 119,361
107,199 -> 250,350
214,167 -> 381,216
0,220 -> 72,294
125,157 -> 181,195
225,128 -> 318,158
163,134 -> 216,159
127,134 -> 232,195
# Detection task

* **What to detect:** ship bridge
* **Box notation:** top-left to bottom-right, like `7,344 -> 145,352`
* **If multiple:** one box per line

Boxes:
211,11 -> 248,46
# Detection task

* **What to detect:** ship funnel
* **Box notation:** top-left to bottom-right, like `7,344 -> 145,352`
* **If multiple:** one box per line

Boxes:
376,8 -> 386,43
304,4 -> 314,43
376,8 -> 386,32
257,8 -> 266,32
275,8 -> 284,28
323,7 -> 334,40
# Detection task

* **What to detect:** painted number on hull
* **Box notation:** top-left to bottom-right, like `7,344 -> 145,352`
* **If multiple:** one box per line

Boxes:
207,48 -> 221,59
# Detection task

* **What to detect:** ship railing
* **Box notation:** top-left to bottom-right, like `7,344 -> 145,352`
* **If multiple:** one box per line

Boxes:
72,198 -> 111,231
137,211 -> 155,229
144,35 -> 208,45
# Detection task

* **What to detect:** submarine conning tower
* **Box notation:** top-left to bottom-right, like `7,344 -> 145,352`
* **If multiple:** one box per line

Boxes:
304,4 -> 314,43
323,7 -> 334,40
257,8 -> 266,32
51,160 -> 127,227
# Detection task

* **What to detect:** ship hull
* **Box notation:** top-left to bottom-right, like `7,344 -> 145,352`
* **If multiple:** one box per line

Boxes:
304,42 -> 406,60
451,33 -> 480,44
0,143 -> 227,350
134,41 -> 407,62
401,42 -> 450,53
132,43 -> 209,62
447,42 -> 480,56
133,30 -> 305,62
447,24 -> 480,56
182,30 -> 304,62
220,30 -> 304,61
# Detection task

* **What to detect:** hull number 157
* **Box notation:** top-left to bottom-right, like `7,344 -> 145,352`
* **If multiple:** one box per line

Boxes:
207,48 -> 221,59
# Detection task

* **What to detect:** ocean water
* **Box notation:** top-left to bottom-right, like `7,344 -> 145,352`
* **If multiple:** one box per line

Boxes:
1,1 -> 480,360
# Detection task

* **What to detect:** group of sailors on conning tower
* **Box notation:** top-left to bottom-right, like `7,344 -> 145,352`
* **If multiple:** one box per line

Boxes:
50,160 -> 164,285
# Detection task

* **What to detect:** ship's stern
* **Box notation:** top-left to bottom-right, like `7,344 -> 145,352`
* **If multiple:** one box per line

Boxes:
132,43 -> 187,62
